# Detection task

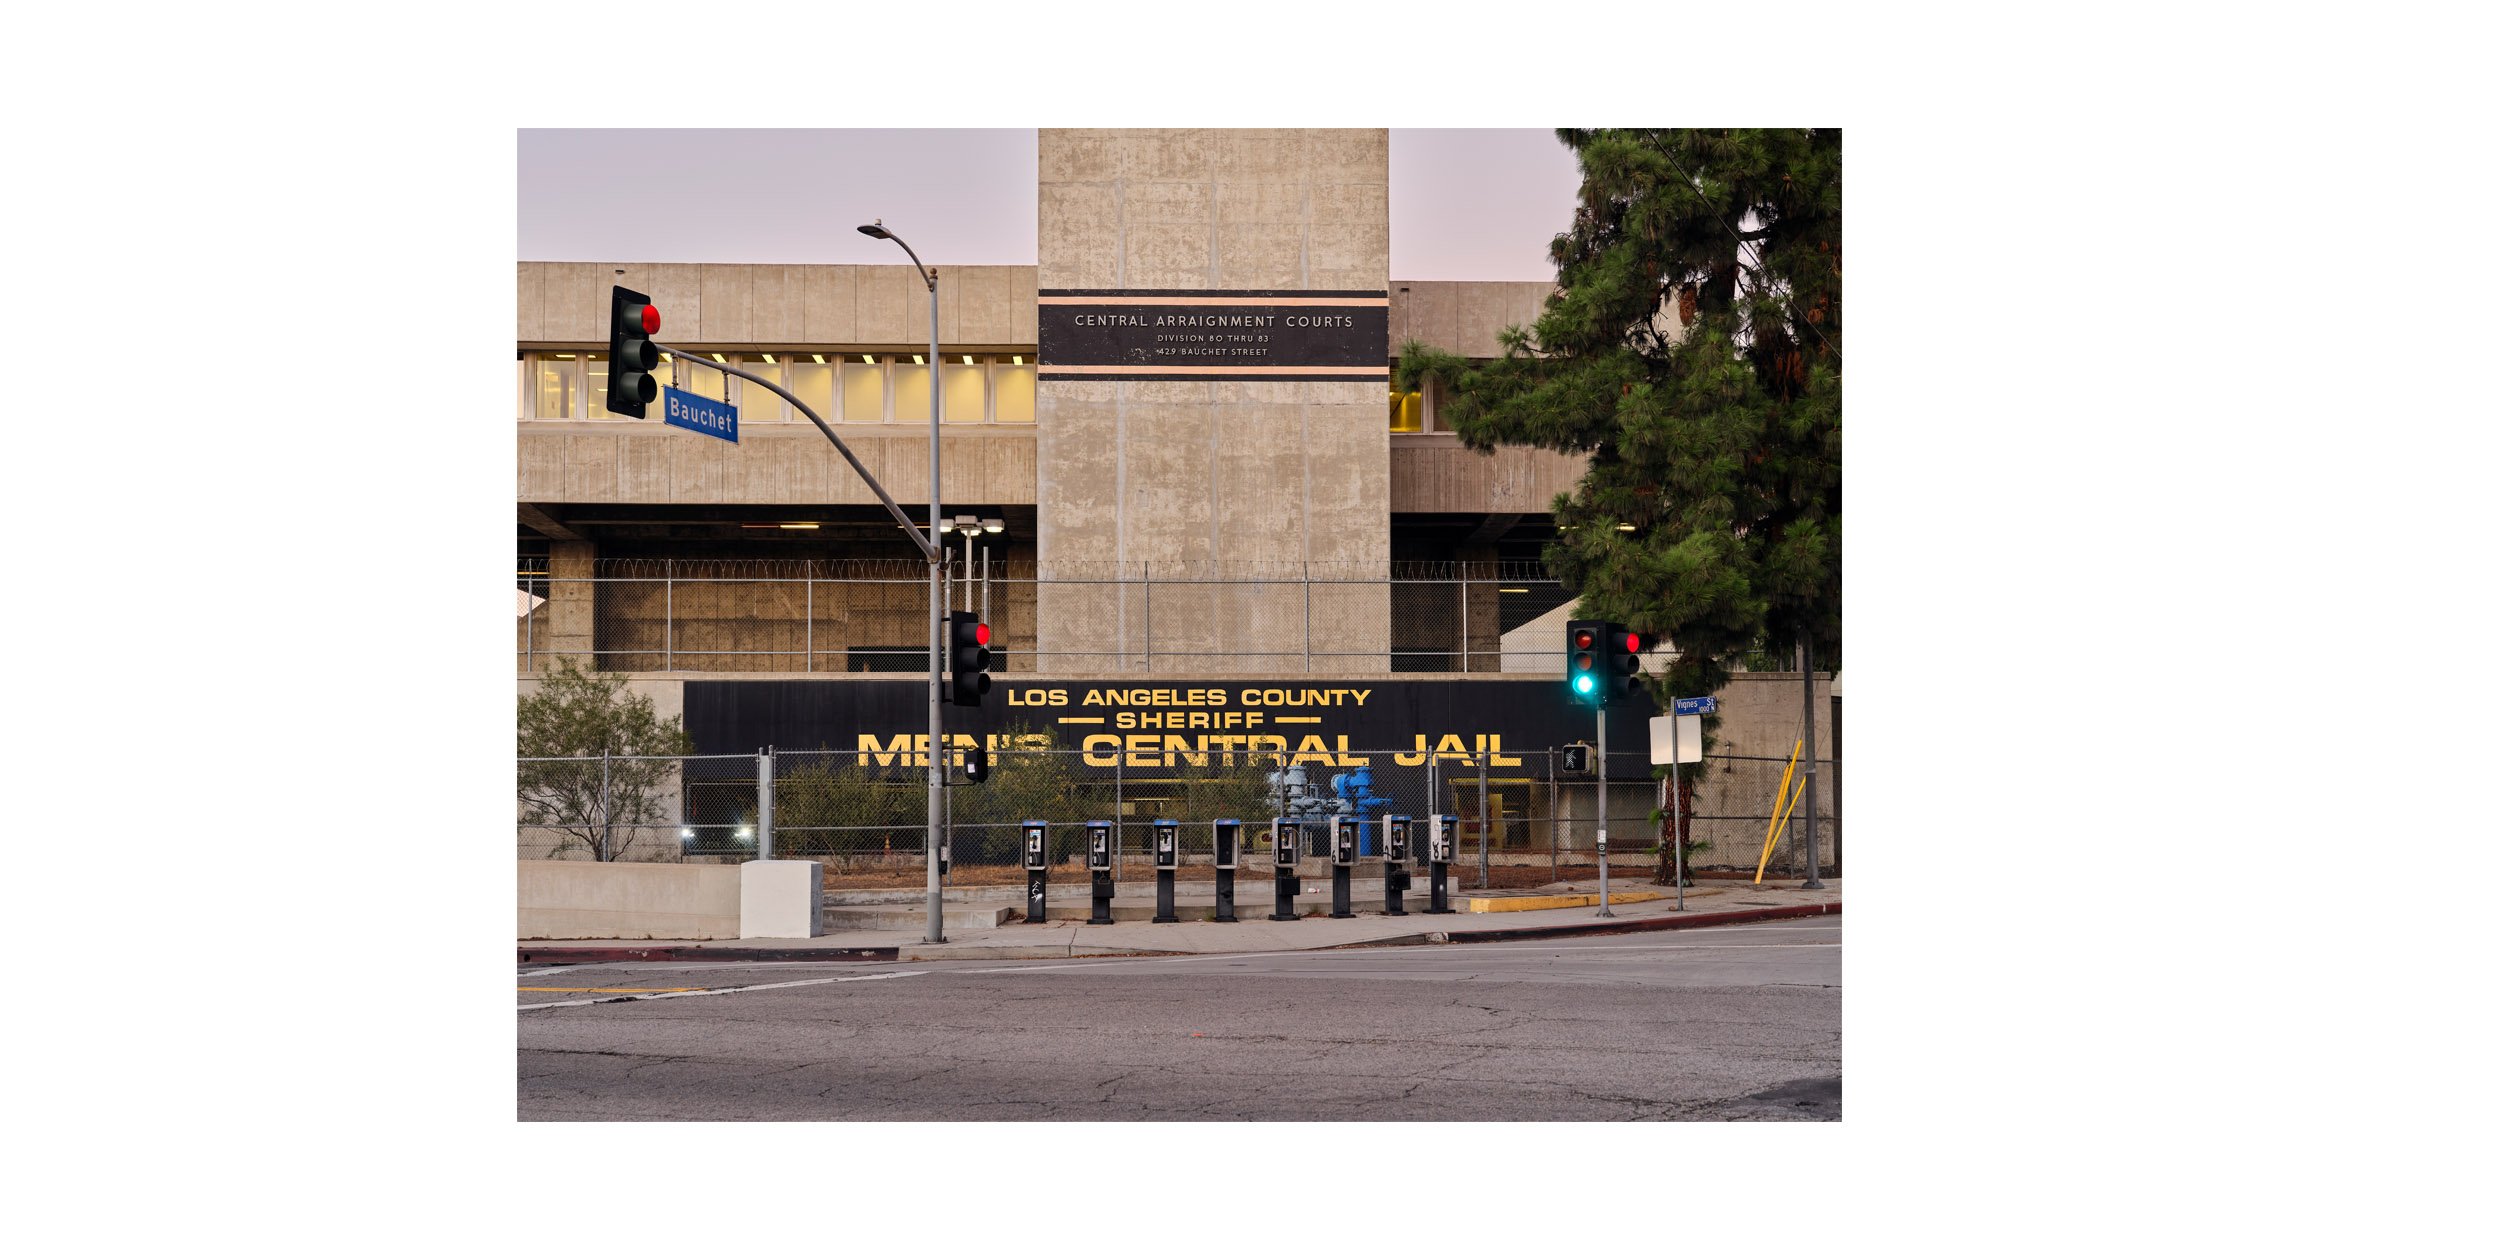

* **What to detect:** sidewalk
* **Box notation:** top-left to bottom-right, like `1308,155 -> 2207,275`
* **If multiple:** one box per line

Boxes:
517,877 -> 1841,964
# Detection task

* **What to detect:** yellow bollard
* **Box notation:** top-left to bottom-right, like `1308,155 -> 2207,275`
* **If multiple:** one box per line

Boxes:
1754,739 -> 1804,884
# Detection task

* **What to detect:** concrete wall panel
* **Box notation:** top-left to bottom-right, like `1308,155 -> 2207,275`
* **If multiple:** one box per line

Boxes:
698,265 -> 752,343
541,262 -> 601,342
751,265 -> 801,342
516,264 -> 545,341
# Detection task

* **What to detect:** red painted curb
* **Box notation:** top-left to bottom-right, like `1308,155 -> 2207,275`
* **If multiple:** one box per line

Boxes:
517,945 -> 898,965
1438,901 -> 1840,944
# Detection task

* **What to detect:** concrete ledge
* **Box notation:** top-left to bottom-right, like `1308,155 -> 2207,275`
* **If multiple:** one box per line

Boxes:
519,861 -> 742,940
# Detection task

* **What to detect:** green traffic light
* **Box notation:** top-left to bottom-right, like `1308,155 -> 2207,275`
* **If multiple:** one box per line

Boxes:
1574,675 -> 1594,694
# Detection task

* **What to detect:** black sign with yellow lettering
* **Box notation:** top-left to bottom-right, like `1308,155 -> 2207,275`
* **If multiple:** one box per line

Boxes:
686,678 -> 1656,770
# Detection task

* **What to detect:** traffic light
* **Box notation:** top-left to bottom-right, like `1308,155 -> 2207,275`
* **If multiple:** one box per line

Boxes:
1565,619 -> 1604,706
1605,624 -> 1644,704
606,285 -> 662,418
962,742 -> 990,784
1560,742 -> 1591,773
948,611 -> 992,706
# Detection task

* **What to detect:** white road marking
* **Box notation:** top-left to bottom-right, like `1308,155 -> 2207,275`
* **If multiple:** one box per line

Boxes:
963,936 -> 1838,973
518,968 -> 926,1011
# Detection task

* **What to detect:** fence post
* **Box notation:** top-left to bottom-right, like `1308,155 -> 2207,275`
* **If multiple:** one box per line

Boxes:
1114,753 -> 1125,881
1477,750 -> 1490,889
757,748 -> 774,861
1303,562 -> 1312,674
1459,567 -> 1469,673
665,562 -> 674,672
525,587 -> 534,673
1549,747 -> 1559,883
805,567 -> 814,674
599,748 -> 612,863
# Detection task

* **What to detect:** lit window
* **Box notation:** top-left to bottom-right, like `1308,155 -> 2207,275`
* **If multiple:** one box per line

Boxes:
942,358 -> 986,423
893,358 -> 931,424
841,354 -> 885,422
789,355 -> 834,424
531,355 -> 578,421
583,352 -> 618,419
740,355 -> 786,422
1389,388 -> 1423,432
994,359 -> 1035,424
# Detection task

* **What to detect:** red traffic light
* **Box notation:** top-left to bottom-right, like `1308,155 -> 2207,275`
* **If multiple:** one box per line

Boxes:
1571,629 -> 1595,649
640,304 -> 661,334
1620,632 -> 1641,651
974,622 -> 991,646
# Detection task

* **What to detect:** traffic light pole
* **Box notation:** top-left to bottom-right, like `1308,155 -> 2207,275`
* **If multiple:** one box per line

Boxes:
1595,705 -> 1613,917
654,333 -> 946,942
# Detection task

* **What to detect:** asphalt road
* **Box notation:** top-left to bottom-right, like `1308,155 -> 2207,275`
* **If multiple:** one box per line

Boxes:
517,918 -> 1841,1121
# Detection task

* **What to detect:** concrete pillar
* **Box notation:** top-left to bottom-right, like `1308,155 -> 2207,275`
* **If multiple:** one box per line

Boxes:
1034,129 -> 1391,674
1459,545 -> 1501,673
547,540 -> 596,668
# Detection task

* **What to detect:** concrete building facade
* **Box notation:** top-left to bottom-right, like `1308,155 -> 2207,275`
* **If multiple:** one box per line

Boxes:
516,129 -> 1836,872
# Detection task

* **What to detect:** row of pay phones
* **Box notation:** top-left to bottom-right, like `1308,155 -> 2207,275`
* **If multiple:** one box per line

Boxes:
1020,817 -> 1456,867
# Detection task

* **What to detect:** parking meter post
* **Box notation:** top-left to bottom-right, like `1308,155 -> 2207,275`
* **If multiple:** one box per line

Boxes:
1086,819 -> 1115,925
1328,815 -> 1356,918
1212,819 -> 1241,922
1151,818 -> 1179,923
1021,820 -> 1049,924
1271,819 -> 1302,921
1383,814 -> 1411,916
1424,813 -> 1457,915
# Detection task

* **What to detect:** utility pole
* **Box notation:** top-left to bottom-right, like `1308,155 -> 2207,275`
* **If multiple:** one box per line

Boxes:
1800,639 -> 1824,890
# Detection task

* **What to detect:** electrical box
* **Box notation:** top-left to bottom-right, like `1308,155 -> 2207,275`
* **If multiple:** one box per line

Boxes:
1153,818 -> 1178,870
1087,820 -> 1113,871
1212,819 -> 1240,870
1331,816 -> 1357,866
1273,819 -> 1301,867
1386,814 -> 1411,862
1022,820 -> 1048,870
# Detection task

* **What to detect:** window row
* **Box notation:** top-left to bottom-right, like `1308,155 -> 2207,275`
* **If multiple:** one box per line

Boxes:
519,351 -> 1037,425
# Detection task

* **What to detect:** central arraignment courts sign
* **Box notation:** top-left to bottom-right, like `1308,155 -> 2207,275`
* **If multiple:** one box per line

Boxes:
1037,289 -> 1389,382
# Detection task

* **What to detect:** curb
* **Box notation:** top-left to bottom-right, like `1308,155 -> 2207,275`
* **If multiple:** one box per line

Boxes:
1435,900 -> 1840,944
518,945 -> 899,965
516,902 -> 1838,965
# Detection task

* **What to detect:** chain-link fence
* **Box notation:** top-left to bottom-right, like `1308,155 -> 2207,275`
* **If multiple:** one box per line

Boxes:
516,560 -> 1580,675
517,746 -> 1838,880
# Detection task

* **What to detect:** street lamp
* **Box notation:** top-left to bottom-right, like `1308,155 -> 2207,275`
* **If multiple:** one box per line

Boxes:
860,219 -> 948,946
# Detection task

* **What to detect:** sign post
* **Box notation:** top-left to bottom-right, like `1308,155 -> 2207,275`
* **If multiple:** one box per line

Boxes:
1651,703 -> 1712,909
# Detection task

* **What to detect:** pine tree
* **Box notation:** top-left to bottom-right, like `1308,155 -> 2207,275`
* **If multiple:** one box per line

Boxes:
1400,127 -> 1840,694
1398,130 -> 1839,883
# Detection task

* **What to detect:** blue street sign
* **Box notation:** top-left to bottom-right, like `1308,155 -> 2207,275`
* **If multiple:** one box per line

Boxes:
1672,695 -> 1718,716
662,386 -> 738,443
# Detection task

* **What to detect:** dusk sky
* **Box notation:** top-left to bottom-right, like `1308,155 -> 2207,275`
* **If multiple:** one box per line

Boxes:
518,129 -> 1582,282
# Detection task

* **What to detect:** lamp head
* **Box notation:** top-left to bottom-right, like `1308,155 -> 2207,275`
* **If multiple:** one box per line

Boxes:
857,222 -> 892,239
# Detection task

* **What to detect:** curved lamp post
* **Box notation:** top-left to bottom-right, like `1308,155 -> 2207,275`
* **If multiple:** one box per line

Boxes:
860,220 -> 948,945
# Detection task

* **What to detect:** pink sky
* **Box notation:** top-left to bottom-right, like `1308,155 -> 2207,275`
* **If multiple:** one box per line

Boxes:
519,129 -> 1580,282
